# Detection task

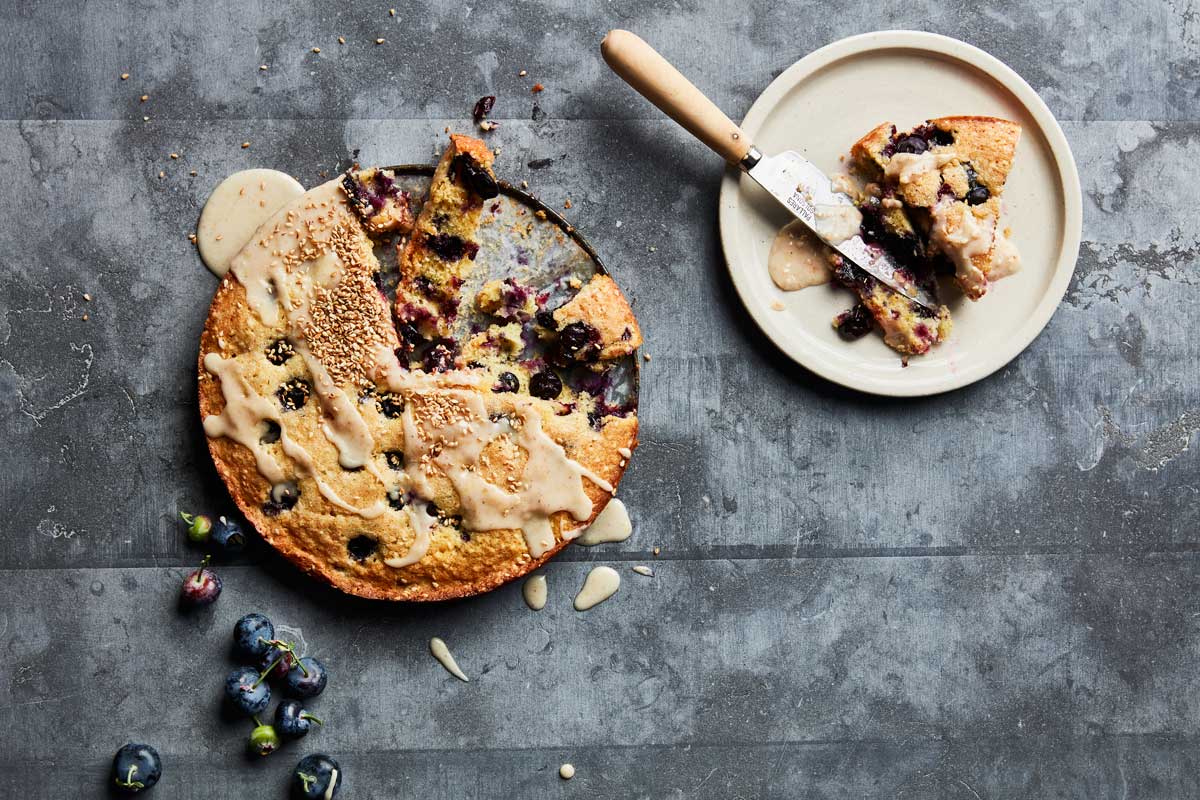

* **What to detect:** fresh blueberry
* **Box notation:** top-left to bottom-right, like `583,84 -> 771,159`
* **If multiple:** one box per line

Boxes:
493,371 -> 519,393
535,310 -> 558,330
292,754 -> 342,800
966,185 -> 990,205
210,516 -> 246,556
179,512 -> 211,544
276,699 -> 324,740
260,641 -> 299,681
529,370 -> 563,400
112,742 -> 161,794
283,656 -> 328,699
248,720 -> 281,757
556,321 -> 598,361
224,665 -> 271,715
179,557 -> 222,607
233,613 -> 275,661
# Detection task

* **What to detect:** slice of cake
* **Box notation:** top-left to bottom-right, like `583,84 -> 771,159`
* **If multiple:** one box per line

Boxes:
851,116 -> 1022,300
394,134 -> 499,344
341,167 -> 414,234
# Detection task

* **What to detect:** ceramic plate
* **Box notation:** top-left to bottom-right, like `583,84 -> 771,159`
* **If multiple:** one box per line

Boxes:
718,31 -> 1082,396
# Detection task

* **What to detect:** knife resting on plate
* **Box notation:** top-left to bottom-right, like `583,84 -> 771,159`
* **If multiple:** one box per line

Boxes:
600,29 -> 937,311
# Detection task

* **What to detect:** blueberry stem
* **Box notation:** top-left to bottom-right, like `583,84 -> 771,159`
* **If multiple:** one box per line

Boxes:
191,554 -> 211,584
255,656 -> 283,688
265,638 -> 308,676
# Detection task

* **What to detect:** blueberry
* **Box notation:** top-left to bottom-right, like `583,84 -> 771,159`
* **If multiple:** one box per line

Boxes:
493,371 -> 519,393
556,321 -> 598,362
260,641 -> 300,681
894,135 -> 928,155
377,393 -> 404,418
210,516 -> 246,556
265,338 -> 294,366
452,152 -> 499,200
536,310 -> 558,330
423,338 -> 458,373
180,557 -> 222,607
292,754 -> 342,800
966,185 -> 990,205
224,665 -> 271,715
347,534 -> 378,560
112,743 -> 161,794
284,657 -> 328,699
264,480 -> 301,515
386,489 -> 406,511
260,420 -> 281,444
834,304 -> 875,340
179,512 -> 211,544
277,379 -> 311,411
248,721 -> 281,757
233,613 -> 275,661
529,370 -> 562,400
276,699 -> 324,741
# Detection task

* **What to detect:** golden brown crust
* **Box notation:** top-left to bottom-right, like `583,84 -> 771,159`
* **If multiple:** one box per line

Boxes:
199,147 -> 640,602
928,116 -> 1021,191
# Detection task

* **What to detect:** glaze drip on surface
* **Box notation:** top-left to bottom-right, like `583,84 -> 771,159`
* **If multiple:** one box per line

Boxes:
574,565 -> 620,610
197,169 -> 305,277
429,636 -> 469,681
575,498 -> 632,546
523,574 -> 547,610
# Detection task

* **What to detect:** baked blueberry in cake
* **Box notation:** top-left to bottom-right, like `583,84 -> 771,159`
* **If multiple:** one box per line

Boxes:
341,167 -> 413,234
851,116 -> 1022,300
199,134 -> 640,601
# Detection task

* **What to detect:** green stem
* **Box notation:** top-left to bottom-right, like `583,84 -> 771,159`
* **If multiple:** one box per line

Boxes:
180,512 -> 194,525
254,656 -> 283,687
300,712 -> 324,726
252,715 -> 262,727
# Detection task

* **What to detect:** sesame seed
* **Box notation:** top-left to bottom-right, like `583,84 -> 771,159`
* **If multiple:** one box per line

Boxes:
140,94 -> 149,102
158,171 -> 165,179
311,46 -> 321,53
564,199 -> 572,209
120,73 -> 129,80
241,142 -> 251,149
215,234 -> 223,241
519,69 -> 527,77
82,313 -> 89,321
83,293 -> 92,301
521,180 -> 528,189
190,169 -> 198,176
260,64 -> 268,71
375,38 -> 385,44
143,116 -> 150,122
338,36 -> 346,44
389,7 -> 395,14
169,152 -> 179,159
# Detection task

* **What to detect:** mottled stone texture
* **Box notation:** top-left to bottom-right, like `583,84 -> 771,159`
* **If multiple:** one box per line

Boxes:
0,1 -> 1197,798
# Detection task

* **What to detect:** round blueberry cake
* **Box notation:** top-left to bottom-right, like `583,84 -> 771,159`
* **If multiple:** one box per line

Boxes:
198,134 -> 641,601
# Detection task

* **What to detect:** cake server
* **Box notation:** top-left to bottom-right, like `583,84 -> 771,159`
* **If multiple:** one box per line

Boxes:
601,29 -> 937,310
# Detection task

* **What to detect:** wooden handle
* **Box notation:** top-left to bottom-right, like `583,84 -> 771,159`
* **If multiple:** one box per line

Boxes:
601,29 -> 752,164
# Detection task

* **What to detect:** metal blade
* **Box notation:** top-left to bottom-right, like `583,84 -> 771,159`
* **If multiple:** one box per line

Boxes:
746,150 -> 938,310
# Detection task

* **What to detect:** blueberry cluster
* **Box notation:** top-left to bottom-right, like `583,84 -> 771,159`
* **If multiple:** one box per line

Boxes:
176,513 -> 247,608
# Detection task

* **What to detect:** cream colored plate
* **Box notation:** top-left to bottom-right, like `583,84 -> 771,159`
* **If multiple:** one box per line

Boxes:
718,31 -> 1082,396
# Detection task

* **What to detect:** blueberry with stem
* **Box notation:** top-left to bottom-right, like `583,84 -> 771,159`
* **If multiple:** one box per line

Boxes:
291,754 -> 341,799
112,742 -> 162,794
275,698 -> 324,740
283,656 -> 327,699
224,664 -> 272,715
259,639 -> 300,681
179,556 -> 222,607
248,717 -> 281,757
179,512 -> 212,544
233,613 -> 275,661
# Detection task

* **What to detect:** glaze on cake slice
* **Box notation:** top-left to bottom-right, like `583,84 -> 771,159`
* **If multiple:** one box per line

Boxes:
851,116 -> 1023,300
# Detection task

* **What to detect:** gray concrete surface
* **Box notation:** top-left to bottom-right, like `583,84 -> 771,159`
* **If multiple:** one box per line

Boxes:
1,1 -> 1198,798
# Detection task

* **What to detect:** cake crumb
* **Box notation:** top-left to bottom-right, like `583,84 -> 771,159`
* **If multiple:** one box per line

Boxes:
190,169 -> 198,176
520,180 -> 529,189
531,83 -> 544,93
564,199 -> 572,209
559,764 -> 575,780
771,300 -> 785,311
534,209 -> 547,220
653,546 -> 661,556
241,141 -> 251,149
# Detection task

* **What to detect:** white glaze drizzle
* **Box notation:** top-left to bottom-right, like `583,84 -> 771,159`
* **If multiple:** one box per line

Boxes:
197,169 -> 305,277
574,498 -> 632,546
559,764 -> 576,780
632,565 -> 654,576
430,636 -> 469,681
522,574 -> 547,610
574,566 -> 621,611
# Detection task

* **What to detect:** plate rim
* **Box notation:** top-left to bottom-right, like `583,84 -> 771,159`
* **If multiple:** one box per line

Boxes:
717,30 -> 1083,397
